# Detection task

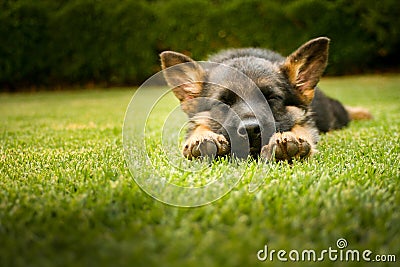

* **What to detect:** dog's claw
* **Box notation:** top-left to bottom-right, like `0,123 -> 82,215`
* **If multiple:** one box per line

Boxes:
298,139 -> 311,157
183,132 -> 229,160
261,132 -> 312,162
198,140 -> 218,158
286,140 -> 299,157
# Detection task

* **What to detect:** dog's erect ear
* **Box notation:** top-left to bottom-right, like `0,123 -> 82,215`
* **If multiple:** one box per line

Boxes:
160,51 -> 205,104
281,37 -> 330,105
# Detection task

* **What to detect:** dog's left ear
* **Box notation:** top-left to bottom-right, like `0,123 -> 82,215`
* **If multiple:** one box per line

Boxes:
160,51 -> 205,105
281,37 -> 330,105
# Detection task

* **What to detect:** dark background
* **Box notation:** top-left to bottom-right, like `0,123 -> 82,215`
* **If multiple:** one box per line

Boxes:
1,0 -> 399,91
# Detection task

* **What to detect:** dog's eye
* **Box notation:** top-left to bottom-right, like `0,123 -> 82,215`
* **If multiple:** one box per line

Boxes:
271,95 -> 283,101
262,88 -> 282,101
266,94 -> 283,102
219,92 -> 237,106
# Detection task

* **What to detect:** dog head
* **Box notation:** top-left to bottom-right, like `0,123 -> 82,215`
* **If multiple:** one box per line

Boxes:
160,37 -> 329,158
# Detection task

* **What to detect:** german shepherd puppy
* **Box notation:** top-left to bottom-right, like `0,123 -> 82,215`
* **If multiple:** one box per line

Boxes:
160,37 -> 371,162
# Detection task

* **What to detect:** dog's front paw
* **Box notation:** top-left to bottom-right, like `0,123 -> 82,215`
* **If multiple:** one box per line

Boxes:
183,132 -> 229,160
260,132 -> 312,162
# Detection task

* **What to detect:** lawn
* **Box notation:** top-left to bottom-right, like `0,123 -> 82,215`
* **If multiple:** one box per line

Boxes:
0,75 -> 399,267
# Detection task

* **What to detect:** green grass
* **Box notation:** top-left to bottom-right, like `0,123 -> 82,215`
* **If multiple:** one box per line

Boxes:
1,75 -> 399,267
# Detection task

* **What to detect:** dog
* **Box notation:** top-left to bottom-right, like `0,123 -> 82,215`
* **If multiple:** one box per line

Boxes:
160,37 -> 372,162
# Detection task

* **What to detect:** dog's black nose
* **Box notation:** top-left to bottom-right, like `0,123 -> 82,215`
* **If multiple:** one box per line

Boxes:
237,119 -> 261,139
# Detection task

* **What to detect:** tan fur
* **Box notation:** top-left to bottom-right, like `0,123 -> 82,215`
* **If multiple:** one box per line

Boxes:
290,124 -> 319,156
286,106 -> 306,123
261,124 -> 318,162
345,106 -> 373,120
182,124 -> 229,159
284,107 -> 318,156
282,59 -> 316,105
301,89 -> 315,104
281,37 -> 329,105
160,51 -> 205,104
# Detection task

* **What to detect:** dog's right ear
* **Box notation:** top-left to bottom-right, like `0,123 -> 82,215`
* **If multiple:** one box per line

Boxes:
281,37 -> 330,105
160,51 -> 205,104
